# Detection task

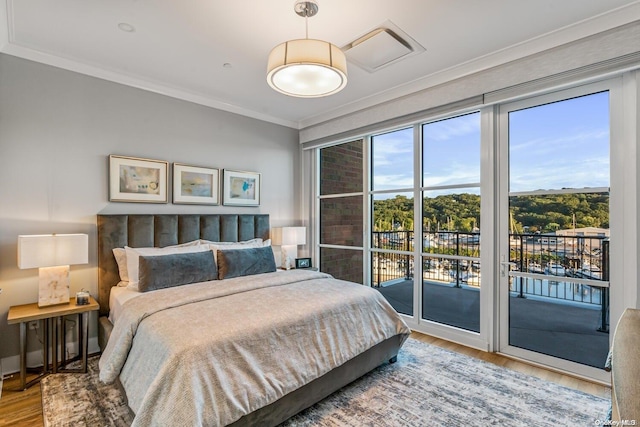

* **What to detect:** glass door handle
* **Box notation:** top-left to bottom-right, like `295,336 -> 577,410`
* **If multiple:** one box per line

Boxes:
499,261 -> 517,277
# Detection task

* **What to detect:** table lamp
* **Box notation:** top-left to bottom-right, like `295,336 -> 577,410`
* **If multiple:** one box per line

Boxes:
271,227 -> 306,270
18,234 -> 88,307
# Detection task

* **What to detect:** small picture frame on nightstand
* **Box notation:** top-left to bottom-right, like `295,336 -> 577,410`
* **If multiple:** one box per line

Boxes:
295,257 -> 312,269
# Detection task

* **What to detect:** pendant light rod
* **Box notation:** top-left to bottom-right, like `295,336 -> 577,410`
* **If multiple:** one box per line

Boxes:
296,0 -> 317,39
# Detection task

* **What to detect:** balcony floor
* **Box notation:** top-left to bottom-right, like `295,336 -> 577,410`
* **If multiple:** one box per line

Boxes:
377,280 -> 609,369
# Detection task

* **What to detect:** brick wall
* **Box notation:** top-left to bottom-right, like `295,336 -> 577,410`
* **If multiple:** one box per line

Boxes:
320,247 -> 363,284
320,140 -> 363,195
319,140 -> 364,281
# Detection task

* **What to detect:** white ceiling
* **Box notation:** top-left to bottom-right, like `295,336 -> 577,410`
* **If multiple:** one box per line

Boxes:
1,0 -> 639,129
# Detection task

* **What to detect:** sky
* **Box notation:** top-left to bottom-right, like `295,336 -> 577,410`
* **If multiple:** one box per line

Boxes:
371,90 -> 610,195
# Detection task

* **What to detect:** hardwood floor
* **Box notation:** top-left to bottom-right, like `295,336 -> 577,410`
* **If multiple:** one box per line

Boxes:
0,372 -> 43,427
0,331 -> 610,426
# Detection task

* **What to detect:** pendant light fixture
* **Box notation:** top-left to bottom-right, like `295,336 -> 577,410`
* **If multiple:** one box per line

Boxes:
267,0 -> 347,98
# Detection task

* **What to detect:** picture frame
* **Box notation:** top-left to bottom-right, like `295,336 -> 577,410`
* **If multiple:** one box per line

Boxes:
109,155 -> 168,203
173,163 -> 219,205
295,257 -> 312,269
222,169 -> 261,206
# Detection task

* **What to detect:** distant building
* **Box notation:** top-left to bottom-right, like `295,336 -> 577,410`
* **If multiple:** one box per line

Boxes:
555,227 -> 609,252
555,227 -> 609,238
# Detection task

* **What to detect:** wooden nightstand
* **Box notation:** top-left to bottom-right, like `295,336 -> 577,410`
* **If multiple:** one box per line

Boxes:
7,296 -> 99,390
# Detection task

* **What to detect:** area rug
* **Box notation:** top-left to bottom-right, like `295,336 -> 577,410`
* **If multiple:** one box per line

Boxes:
41,338 -> 610,426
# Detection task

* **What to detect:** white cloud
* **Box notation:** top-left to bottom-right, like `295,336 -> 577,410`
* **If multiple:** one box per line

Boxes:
510,129 -> 608,153
423,113 -> 480,141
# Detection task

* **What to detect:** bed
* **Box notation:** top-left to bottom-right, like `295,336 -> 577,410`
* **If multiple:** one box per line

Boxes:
96,214 -> 410,427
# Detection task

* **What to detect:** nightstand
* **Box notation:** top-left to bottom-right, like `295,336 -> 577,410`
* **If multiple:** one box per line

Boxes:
7,296 -> 99,390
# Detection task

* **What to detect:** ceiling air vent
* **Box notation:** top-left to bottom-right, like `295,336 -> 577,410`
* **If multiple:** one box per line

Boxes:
343,21 -> 425,73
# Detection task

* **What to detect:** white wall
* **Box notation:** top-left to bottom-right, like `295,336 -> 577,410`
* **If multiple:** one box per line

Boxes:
0,54 -> 300,369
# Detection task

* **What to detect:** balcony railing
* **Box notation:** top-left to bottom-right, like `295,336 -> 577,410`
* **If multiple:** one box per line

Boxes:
372,230 -> 609,307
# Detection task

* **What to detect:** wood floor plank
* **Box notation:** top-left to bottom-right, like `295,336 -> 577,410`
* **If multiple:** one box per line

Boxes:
0,331 -> 610,426
0,373 -> 43,427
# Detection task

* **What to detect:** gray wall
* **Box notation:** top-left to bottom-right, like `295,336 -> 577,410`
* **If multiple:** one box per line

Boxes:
0,54 -> 300,364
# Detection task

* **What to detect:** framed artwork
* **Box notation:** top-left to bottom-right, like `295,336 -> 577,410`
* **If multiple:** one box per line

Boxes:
173,163 -> 219,205
109,155 -> 168,203
222,169 -> 261,206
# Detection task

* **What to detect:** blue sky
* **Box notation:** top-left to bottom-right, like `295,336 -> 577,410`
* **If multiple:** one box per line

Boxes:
371,91 -> 609,194
509,91 -> 609,192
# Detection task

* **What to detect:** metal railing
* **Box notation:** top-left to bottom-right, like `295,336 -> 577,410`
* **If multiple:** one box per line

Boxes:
372,230 -> 610,331
372,230 -> 481,288
372,230 -> 608,294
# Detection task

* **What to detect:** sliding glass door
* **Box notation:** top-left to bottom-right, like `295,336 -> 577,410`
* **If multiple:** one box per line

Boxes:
498,84 -> 612,380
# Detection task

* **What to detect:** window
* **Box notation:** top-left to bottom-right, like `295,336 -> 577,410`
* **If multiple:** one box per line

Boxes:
370,128 -> 414,315
421,112 -> 481,331
312,76 -> 626,381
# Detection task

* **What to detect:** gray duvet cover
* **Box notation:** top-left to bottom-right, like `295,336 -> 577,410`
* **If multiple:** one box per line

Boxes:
99,270 -> 410,427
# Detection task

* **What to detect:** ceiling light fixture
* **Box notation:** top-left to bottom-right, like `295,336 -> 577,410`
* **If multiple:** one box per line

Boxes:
267,0 -> 347,98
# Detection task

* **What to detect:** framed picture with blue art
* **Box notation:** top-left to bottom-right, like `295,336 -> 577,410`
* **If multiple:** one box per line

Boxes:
109,155 -> 168,203
222,169 -> 261,206
173,163 -> 219,205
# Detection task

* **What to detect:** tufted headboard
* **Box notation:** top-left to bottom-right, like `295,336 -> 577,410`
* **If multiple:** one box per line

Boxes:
97,214 -> 270,316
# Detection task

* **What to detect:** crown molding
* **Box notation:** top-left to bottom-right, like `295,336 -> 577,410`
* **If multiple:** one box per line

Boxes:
1,0 -> 638,131
3,42 -> 300,129
0,0 -> 299,130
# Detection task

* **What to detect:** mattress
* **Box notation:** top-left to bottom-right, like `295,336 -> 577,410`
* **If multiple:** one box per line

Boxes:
108,284 -> 141,325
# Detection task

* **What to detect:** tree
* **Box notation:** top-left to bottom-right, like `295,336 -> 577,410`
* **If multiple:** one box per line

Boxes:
373,192 -> 609,233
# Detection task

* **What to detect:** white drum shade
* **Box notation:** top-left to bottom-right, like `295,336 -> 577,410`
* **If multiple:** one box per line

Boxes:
267,39 -> 347,98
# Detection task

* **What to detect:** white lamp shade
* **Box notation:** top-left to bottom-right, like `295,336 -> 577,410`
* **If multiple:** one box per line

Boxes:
271,227 -> 306,246
267,39 -> 347,98
18,234 -> 88,269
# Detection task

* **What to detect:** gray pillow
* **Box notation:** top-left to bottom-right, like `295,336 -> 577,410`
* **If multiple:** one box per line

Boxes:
138,251 -> 217,292
217,246 -> 276,280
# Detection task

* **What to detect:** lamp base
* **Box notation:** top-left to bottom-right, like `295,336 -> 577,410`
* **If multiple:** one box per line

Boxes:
280,245 -> 297,270
38,266 -> 70,307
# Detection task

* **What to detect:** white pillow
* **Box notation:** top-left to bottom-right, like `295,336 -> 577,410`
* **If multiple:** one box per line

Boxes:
112,248 -> 129,283
125,245 -> 211,291
207,239 -> 271,263
112,240 -> 201,285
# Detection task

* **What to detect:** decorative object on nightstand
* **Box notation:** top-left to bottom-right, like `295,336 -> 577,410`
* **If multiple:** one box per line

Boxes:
271,226 -> 306,270
295,257 -> 312,269
18,234 -> 88,307
76,289 -> 90,305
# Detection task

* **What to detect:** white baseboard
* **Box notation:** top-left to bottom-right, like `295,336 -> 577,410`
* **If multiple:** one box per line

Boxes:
0,337 -> 99,375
